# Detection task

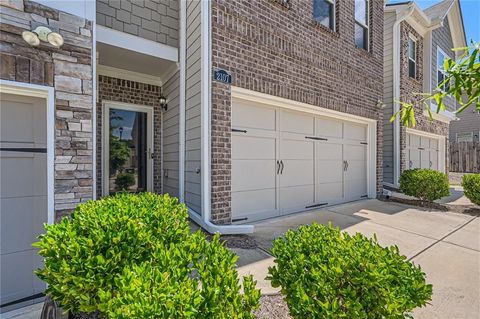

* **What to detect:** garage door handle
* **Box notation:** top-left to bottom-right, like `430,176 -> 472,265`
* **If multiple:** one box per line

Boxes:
276,160 -> 280,174
232,128 -> 247,133
429,161 -> 432,168
409,160 -> 413,168
280,160 -> 284,174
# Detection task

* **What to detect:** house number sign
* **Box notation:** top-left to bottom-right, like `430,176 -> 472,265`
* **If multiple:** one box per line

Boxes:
213,69 -> 232,84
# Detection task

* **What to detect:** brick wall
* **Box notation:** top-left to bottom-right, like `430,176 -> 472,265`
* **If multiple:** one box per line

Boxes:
0,0 -> 94,220
96,75 -> 163,198
399,22 -> 449,173
96,0 -> 178,47
210,0 -> 384,223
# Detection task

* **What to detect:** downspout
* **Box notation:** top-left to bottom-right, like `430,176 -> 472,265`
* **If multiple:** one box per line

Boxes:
179,0 -> 186,203
392,5 -> 414,187
198,0 -> 253,234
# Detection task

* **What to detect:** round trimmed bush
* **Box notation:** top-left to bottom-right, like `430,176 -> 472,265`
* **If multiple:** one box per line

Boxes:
267,223 -> 432,319
462,174 -> 480,205
34,193 -> 259,318
399,169 -> 450,202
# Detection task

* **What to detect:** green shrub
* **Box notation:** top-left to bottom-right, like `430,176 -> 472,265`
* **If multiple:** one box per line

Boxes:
267,223 -> 432,319
98,233 -> 260,319
115,172 -> 135,190
462,174 -> 480,205
399,169 -> 450,202
34,193 -> 260,318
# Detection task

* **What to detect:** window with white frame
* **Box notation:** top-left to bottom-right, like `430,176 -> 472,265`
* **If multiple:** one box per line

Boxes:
437,47 -> 451,92
408,37 -> 416,78
313,0 -> 335,30
354,0 -> 369,50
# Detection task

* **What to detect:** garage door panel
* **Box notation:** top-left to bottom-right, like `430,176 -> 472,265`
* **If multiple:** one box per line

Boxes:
232,159 -> 276,191
344,145 -> 366,161
346,161 -> 367,181
0,250 -> 37,305
232,101 -> 276,131
430,151 -> 438,170
232,189 -> 277,220
344,122 -> 367,141
409,134 -> 421,147
280,160 -> 314,187
280,110 -> 314,135
232,135 -> 276,160
280,185 -> 314,213
420,150 -> 430,169
316,143 -> 342,160
316,116 -> 343,138
0,154 -> 47,198
345,179 -> 368,199
317,160 -> 343,183
280,139 -> 313,160
316,182 -> 344,203
420,137 -> 430,148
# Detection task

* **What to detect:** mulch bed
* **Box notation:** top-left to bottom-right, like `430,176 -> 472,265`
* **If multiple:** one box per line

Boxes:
254,294 -> 291,319
204,234 -> 258,249
381,196 -> 480,216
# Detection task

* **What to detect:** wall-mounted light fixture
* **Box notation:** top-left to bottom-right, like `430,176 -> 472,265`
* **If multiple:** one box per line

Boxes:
22,25 -> 64,48
159,95 -> 168,111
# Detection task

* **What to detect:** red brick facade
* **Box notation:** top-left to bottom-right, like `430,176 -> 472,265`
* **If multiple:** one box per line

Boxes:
0,0 -> 94,220
210,0 -> 385,223
399,22 -> 449,174
96,75 -> 163,198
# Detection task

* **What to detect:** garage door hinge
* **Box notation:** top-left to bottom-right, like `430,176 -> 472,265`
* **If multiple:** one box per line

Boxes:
418,147 -> 425,150
360,142 -> 368,145
305,203 -> 328,209
305,136 -> 328,141
232,128 -> 247,133
232,217 -> 248,222
361,195 -> 368,198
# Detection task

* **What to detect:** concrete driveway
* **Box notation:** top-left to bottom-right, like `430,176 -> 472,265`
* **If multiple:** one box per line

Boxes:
235,199 -> 480,319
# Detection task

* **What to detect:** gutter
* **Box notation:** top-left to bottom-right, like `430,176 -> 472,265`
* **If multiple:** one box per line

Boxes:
392,5 -> 414,187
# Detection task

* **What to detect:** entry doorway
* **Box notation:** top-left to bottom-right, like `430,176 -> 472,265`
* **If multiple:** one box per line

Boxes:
102,102 -> 154,196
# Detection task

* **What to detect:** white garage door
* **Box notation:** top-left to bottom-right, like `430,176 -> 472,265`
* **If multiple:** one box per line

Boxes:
406,133 -> 439,171
0,93 -> 47,311
231,100 -> 368,222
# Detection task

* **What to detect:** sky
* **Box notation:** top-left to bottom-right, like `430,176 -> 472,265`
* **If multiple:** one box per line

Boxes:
389,0 -> 480,44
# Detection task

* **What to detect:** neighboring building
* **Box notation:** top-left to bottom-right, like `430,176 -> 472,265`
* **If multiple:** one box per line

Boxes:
383,0 -> 466,188
0,0 -> 384,310
449,105 -> 480,142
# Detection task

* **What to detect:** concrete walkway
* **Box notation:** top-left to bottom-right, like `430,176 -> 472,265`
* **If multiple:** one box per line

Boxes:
235,199 -> 480,319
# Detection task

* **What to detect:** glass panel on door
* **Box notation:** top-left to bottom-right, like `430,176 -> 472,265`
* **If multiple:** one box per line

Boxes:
108,108 -> 148,195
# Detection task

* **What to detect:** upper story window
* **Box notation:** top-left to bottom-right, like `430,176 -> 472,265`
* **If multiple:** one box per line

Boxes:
437,47 -> 451,92
408,37 -> 416,78
354,0 -> 369,50
313,0 -> 335,30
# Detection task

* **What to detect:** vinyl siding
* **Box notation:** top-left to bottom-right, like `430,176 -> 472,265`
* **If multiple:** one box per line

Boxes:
184,0 -> 202,214
163,71 -> 180,197
383,11 -> 396,184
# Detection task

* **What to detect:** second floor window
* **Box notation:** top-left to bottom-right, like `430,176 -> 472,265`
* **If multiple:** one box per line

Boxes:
437,48 -> 451,92
408,37 -> 416,78
355,0 -> 369,50
313,0 -> 335,30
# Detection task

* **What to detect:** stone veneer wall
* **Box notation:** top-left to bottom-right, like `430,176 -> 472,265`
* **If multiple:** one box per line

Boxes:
399,22 -> 449,174
210,0 -> 385,224
0,0 -> 94,220
96,75 -> 163,198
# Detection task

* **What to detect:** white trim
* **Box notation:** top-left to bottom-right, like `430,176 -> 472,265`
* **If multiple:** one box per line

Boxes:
0,81 -> 55,225
406,128 -> 446,173
92,22 -> 97,199
97,65 -> 163,86
392,6 -> 414,187
424,103 -> 456,123
231,86 -> 378,200
162,62 -> 180,84
96,25 -> 178,62
101,101 -> 154,196
200,0 -> 212,224
179,0 -> 186,203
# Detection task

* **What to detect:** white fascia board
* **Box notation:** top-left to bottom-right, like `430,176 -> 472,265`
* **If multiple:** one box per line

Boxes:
96,25 -> 178,62
425,103 -> 457,123
97,65 -> 163,86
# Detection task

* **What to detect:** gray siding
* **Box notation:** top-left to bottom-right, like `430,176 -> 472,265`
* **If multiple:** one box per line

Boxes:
163,71 -> 180,197
383,11 -> 396,184
184,0 -> 202,214
96,0 -> 179,47
431,18 -> 458,112
449,105 -> 480,142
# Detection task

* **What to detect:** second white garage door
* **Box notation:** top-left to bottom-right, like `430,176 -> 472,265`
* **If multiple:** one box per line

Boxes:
406,133 -> 439,171
231,100 -> 369,222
